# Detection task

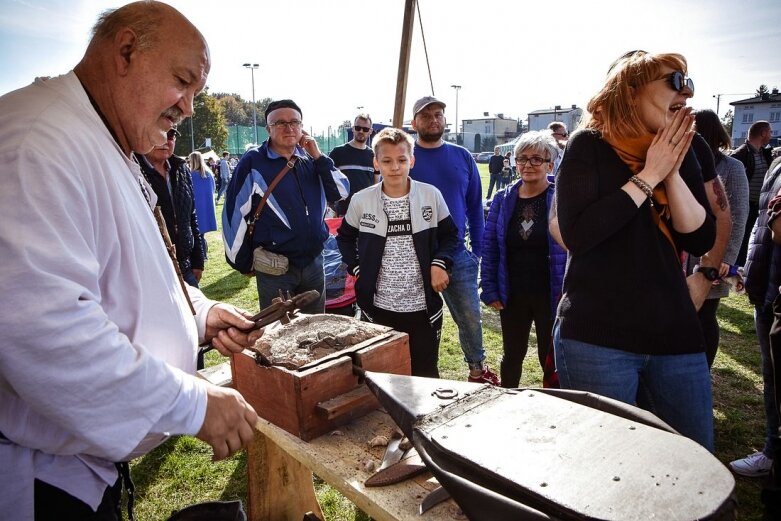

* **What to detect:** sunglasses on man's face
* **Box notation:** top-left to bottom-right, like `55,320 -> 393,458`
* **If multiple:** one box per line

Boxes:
354,125 -> 372,133
167,130 -> 178,140
663,71 -> 694,95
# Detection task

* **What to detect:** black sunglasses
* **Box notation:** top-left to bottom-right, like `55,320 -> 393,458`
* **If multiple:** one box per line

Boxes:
662,71 -> 694,94
354,125 -> 372,133
166,129 -> 178,139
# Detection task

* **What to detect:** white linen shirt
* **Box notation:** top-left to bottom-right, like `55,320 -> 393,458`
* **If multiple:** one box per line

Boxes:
0,72 -> 212,519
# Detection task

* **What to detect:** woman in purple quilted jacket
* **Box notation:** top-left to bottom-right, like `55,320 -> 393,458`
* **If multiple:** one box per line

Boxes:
480,131 -> 567,388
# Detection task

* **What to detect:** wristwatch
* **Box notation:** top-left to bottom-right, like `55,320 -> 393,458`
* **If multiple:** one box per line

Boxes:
693,265 -> 720,281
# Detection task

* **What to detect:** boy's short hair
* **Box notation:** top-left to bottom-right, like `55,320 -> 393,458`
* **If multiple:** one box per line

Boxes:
372,127 -> 414,157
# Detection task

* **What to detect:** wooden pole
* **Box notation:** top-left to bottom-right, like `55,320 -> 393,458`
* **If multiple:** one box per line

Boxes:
393,0 -> 416,128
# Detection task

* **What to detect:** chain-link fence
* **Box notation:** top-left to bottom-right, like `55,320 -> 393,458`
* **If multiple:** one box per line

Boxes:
224,125 -> 348,156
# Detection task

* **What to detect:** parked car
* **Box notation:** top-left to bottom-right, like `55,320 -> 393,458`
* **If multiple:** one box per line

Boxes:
476,152 -> 493,163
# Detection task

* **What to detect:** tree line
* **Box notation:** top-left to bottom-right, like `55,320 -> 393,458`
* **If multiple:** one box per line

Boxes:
174,89 -> 272,157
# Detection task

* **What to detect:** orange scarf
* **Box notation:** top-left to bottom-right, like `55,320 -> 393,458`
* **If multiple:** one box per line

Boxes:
603,133 -> 676,252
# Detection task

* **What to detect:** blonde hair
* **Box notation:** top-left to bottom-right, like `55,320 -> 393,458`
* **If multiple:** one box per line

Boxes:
188,151 -> 213,179
583,51 -> 688,139
372,127 -> 414,157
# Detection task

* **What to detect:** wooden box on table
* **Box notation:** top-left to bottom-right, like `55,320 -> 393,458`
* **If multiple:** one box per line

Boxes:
232,323 -> 410,441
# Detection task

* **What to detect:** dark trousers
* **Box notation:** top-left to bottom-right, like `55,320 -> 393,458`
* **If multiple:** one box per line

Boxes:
499,291 -> 552,388
769,293 -> 781,439
486,172 -> 501,200
369,308 -> 442,378
697,298 -> 721,369
737,201 -> 759,267
35,478 -> 122,521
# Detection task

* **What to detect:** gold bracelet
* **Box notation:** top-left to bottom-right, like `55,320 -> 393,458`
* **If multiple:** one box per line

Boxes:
629,175 -> 654,206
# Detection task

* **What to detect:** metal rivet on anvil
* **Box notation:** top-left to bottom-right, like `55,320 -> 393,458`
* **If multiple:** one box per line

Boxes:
432,387 -> 458,399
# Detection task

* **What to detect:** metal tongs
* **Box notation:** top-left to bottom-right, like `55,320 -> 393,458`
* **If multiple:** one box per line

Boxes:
243,289 -> 321,332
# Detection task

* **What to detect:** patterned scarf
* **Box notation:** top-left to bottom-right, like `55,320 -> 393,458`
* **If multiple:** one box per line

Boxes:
604,133 -> 676,252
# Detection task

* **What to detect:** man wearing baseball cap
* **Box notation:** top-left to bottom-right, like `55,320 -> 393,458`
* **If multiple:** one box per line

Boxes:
409,95 -> 499,385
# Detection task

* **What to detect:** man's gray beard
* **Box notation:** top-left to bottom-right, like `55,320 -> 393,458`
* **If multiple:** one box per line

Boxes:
417,128 -> 444,143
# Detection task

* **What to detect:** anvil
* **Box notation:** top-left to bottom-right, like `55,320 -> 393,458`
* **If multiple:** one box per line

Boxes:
362,371 -> 737,521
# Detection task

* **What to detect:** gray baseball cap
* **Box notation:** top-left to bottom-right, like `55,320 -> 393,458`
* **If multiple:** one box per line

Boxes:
412,96 -> 446,116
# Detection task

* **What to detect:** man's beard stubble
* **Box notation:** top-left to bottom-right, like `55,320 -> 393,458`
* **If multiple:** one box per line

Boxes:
416,127 -> 444,143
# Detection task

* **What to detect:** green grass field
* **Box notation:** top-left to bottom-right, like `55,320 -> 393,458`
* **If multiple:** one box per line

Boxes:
127,168 -> 769,520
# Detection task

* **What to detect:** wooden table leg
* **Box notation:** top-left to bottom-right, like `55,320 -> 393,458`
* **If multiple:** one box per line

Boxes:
246,429 -> 324,521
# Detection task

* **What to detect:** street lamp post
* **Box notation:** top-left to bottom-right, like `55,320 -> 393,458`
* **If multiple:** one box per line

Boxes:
713,92 -> 754,117
243,63 -> 259,145
450,84 -> 461,145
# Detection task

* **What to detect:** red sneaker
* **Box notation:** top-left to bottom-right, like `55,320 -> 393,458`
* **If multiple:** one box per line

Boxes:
468,367 -> 500,386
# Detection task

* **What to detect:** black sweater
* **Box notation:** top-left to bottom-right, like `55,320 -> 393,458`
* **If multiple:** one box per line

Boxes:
556,129 -> 716,355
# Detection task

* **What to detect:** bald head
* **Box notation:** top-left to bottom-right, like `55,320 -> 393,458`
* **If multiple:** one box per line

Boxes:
76,1 -> 209,155
90,1 -> 203,52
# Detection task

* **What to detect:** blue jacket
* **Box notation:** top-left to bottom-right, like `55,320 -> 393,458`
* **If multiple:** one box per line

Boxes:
222,140 -> 349,271
480,182 -> 567,317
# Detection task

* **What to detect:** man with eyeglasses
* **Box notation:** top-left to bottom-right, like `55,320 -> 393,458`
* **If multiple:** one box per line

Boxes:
329,113 -> 377,216
410,96 -> 500,385
136,126 -> 205,289
547,121 -> 568,177
223,99 -> 349,313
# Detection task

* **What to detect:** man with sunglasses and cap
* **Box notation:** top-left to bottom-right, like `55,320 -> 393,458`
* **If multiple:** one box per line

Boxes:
137,125 -> 205,289
410,95 -> 500,385
329,113 -> 378,216
223,99 -> 350,313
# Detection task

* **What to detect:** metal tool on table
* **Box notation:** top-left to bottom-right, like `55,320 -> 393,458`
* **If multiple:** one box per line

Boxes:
377,430 -> 405,471
364,446 -> 427,487
362,371 -> 738,521
419,485 -> 451,515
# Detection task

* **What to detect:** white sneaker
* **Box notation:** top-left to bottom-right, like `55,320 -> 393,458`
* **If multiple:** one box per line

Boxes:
729,451 -> 773,477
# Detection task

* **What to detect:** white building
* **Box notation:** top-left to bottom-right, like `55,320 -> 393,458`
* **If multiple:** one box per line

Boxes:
460,114 -> 520,152
730,88 -> 781,147
527,105 -> 583,133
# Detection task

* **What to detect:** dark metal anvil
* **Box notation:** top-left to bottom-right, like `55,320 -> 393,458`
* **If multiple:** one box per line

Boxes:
361,371 -> 737,521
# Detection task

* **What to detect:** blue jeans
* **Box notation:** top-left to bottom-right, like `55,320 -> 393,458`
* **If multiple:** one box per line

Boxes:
441,248 -> 484,369
256,254 -> 325,314
756,304 -> 781,457
216,176 -> 229,201
553,322 -> 714,452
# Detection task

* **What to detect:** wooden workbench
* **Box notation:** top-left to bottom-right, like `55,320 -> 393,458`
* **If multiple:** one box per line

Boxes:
246,409 -> 465,521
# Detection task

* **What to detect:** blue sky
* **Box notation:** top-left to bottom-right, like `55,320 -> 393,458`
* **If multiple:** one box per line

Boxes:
1,0 -> 779,132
